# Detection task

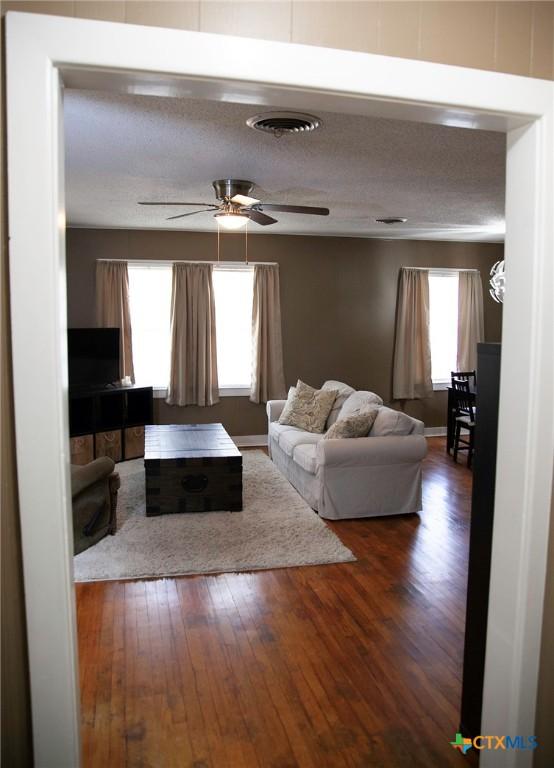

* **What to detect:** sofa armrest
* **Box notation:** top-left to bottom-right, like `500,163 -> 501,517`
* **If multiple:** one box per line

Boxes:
410,418 -> 425,435
267,399 -> 287,423
317,435 -> 428,468
71,456 -> 116,498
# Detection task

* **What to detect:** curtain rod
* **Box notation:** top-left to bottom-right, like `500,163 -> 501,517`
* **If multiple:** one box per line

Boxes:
96,259 -> 277,266
401,266 -> 479,272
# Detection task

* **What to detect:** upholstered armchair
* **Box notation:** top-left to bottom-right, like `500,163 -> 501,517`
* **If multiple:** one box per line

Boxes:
71,457 -> 120,555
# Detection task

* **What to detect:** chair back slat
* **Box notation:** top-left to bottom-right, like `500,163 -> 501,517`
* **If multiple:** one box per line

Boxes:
452,377 -> 475,419
451,369 -> 476,386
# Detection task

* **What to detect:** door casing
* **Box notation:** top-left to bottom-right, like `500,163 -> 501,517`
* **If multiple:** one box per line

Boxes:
6,11 -> 554,767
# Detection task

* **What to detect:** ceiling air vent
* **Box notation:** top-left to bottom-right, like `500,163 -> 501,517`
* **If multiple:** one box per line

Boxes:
246,111 -> 322,137
376,217 -> 408,225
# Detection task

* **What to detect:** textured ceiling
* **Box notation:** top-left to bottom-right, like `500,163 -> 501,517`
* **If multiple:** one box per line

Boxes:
64,90 -> 506,242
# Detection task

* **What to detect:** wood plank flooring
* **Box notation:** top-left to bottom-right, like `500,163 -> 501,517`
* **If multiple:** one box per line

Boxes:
76,438 -> 477,767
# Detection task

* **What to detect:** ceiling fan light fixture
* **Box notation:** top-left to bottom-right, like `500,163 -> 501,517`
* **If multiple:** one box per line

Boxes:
140,178 -> 329,229
214,211 -> 248,230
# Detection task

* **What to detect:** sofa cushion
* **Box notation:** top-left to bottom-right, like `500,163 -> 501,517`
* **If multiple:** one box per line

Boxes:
278,380 -> 338,434
293,443 -> 318,475
269,422 -> 304,447
322,380 -> 356,428
324,409 -> 379,440
280,429 -> 323,458
338,390 -> 383,420
370,406 -> 417,436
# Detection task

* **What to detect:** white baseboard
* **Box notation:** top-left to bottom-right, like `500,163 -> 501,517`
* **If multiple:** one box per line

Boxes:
424,426 -> 447,437
232,434 -> 268,447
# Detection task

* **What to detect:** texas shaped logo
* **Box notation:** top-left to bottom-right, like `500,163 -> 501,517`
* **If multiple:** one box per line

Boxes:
451,733 -> 473,754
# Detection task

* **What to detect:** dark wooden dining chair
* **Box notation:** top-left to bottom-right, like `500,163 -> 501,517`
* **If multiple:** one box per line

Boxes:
452,378 -> 476,468
451,369 -> 477,386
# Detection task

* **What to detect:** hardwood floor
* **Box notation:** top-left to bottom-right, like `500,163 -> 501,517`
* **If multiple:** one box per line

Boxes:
77,438 -> 477,767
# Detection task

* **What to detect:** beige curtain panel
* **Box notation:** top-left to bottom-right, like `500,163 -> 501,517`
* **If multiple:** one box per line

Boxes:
166,263 -> 219,407
250,264 -> 287,404
95,260 -> 135,383
457,270 -> 484,372
392,267 -> 433,400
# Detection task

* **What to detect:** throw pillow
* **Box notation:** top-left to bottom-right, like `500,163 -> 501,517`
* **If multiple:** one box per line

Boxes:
338,390 -> 383,420
322,380 -> 356,428
370,406 -> 416,436
278,380 -> 338,433
324,409 -> 379,440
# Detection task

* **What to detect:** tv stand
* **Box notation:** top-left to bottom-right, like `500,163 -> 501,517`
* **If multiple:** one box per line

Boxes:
69,384 -> 153,465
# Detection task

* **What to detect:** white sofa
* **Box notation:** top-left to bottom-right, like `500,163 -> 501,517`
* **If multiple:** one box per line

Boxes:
267,381 -> 427,520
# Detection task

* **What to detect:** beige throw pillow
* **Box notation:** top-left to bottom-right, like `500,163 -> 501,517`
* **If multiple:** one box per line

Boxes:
322,380 -> 356,428
324,409 -> 379,440
369,406 -> 416,436
278,380 -> 338,434
338,390 -> 383,420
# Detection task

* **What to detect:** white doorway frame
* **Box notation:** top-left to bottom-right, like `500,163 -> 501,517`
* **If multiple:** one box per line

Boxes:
6,11 -> 553,768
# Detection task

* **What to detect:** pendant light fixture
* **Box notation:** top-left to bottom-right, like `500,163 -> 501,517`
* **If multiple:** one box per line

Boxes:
489,259 -> 505,303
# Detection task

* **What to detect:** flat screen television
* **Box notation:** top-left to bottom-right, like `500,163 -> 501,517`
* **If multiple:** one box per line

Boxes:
68,328 -> 120,389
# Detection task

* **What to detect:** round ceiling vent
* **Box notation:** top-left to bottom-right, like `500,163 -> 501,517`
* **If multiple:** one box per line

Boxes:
246,111 -> 322,137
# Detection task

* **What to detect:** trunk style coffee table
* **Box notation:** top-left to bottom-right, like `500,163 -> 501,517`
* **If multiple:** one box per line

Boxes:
144,424 -> 242,515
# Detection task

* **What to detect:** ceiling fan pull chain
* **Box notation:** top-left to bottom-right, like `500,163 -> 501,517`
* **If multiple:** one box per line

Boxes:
245,220 -> 249,265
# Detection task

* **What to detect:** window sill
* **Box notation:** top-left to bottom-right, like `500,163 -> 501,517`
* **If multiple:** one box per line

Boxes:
432,381 -> 450,391
152,387 -> 251,399
219,387 -> 251,397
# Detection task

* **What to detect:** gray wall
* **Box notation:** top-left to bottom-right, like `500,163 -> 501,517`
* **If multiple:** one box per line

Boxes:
66,228 -> 503,434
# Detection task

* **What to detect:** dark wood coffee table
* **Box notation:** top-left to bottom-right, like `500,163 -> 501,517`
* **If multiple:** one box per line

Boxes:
144,424 -> 242,515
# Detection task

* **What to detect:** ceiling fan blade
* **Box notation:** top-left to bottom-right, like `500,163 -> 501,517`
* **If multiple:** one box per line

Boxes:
138,201 -> 217,207
166,208 -> 219,221
247,209 -> 278,226
231,194 -> 260,207
258,204 -> 329,216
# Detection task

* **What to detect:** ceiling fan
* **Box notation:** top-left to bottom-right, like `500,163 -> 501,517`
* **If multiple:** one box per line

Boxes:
138,179 -> 330,230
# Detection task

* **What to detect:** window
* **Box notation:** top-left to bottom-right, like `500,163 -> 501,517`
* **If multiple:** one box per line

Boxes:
428,271 -> 459,386
128,263 -> 173,388
212,266 -> 254,390
128,262 -> 254,394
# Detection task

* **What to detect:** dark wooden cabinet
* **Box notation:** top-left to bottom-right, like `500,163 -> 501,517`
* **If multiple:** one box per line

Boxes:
460,343 -> 501,738
69,385 -> 153,462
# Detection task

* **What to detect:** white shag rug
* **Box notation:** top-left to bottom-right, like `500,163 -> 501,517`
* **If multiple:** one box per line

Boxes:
74,450 -> 355,582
